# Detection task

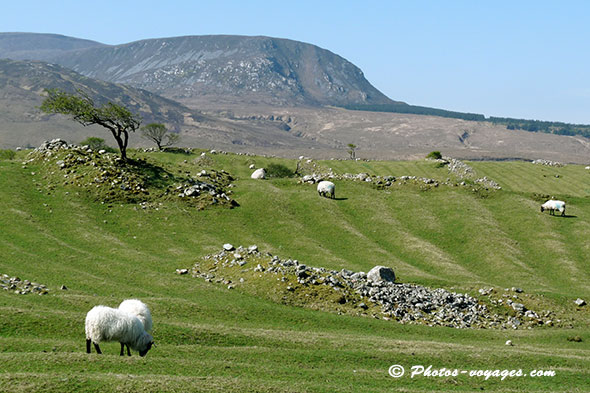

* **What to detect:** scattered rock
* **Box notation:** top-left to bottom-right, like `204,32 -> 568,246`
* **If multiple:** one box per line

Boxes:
478,287 -> 493,296
223,243 -> 235,251
532,159 -> 564,167
60,285 -> 68,290
505,340 -> 513,346
176,269 -> 189,275
511,302 -> 526,313
0,274 -> 49,295
575,298 -> 586,307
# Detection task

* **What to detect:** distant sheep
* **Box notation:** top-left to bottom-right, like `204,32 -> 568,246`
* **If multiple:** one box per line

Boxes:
118,299 -> 152,356
541,200 -> 566,216
251,168 -> 266,179
85,305 -> 154,356
317,181 -> 335,199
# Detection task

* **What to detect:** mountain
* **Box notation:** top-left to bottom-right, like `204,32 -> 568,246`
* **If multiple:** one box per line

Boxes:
1,33 -> 396,108
0,32 -> 104,60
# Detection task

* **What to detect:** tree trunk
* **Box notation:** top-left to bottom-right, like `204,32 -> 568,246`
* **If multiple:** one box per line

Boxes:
111,129 -> 127,161
121,130 -> 129,161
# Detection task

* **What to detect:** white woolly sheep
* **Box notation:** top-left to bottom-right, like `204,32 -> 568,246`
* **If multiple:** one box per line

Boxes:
251,168 -> 266,179
541,199 -> 566,216
317,180 -> 335,199
85,305 -> 154,356
118,299 -> 153,356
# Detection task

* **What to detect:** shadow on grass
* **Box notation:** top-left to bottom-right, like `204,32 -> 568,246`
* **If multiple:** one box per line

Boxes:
334,197 -> 348,201
124,158 -> 178,189
554,214 -> 577,218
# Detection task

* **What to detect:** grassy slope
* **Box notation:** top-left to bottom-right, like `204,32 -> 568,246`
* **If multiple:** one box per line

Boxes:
0,151 -> 589,392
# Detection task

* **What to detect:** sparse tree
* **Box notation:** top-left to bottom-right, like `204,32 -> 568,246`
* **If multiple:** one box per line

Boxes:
140,123 -> 180,150
40,89 -> 141,161
347,143 -> 357,160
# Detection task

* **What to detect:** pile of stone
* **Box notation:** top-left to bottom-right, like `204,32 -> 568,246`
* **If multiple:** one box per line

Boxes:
34,138 -> 73,153
532,159 -> 564,167
27,140 -> 148,198
477,287 -> 560,328
176,169 -> 235,205
446,158 -> 475,178
300,171 -> 501,191
445,158 -> 502,190
188,246 -> 545,329
27,140 -> 238,207
297,157 -> 500,190
1,274 -> 49,295
300,172 -> 440,187
474,176 -> 501,189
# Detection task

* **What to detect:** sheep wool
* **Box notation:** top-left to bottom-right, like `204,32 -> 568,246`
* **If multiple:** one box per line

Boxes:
118,299 -> 152,332
317,181 -> 335,199
541,200 -> 566,216
85,305 -> 153,356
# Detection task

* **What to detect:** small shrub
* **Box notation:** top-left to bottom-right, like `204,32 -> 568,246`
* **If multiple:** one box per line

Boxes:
80,137 -> 117,153
567,335 -> 582,342
266,163 -> 295,178
426,151 -> 442,160
0,149 -> 16,160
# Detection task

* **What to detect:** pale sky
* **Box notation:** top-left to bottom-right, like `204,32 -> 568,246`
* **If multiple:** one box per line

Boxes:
3,0 -> 590,123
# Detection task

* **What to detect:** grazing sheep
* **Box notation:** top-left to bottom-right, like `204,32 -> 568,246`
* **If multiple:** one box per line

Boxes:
541,200 -> 566,216
85,305 -> 154,356
118,299 -> 152,356
317,181 -> 335,199
251,168 -> 266,179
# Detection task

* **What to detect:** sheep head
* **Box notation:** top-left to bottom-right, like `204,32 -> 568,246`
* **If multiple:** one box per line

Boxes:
139,340 -> 154,357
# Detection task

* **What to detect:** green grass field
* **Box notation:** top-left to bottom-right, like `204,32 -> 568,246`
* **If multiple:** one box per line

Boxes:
1,150 -> 589,392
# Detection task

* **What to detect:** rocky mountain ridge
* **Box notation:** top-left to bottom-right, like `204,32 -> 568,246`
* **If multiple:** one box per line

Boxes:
1,33 -> 396,108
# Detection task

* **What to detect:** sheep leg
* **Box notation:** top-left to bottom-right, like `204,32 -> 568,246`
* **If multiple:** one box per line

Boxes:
126,344 -> 131,356
86,339 -> 91,354
120,343 -> 125,356
93,342 -> 102,354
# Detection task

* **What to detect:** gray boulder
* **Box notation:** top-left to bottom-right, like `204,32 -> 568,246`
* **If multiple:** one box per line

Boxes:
367,266 -> 396,283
